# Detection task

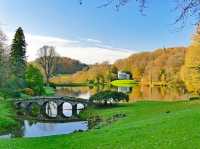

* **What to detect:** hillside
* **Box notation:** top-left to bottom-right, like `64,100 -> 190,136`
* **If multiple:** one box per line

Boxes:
54,57 -> 88,74
64,47 -> 187,85
35,57 -> 88,75
114,47 -> 187,84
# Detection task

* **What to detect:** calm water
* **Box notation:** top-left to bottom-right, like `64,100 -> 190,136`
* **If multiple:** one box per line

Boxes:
0,85 -> 188,139
0,120 -> 88,138
56,85 -> 188,101
0,101 -> 88,138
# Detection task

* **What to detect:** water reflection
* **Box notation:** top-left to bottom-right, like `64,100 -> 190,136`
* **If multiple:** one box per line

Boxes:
118,87 -> 131,93
0,120 -> 88,138
45,101 -> 58,118
56,85 -> 188,101
44,101 -> 85,118
77,103 -> 84,115
0,101 -> 88,138
63,102 -> 72,117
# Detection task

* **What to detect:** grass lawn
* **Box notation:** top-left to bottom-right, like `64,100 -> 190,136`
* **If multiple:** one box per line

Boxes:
1,100 -> 200,148
0,100 -> 18,133
43,86 -> 55,96
111,79 -> 137,87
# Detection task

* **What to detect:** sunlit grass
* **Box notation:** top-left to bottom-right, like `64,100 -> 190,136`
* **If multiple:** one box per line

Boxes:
1,100 -> 200,148
111,79 -> 137,87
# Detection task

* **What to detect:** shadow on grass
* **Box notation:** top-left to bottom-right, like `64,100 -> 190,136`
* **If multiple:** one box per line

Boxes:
92,103 -> 133,109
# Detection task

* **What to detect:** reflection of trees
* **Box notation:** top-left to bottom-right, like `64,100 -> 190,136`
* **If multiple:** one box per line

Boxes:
11,120 -> 25,138
46,102 -> 57,117
128,85 -> 187,101
57,85 -> 188,102
56,85 -> 112,98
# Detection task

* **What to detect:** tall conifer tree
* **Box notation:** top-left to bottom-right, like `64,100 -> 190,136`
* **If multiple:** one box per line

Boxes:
10,27 -> 26,78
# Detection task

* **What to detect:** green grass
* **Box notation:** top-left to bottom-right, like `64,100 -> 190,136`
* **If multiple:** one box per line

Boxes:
43,86 -> 55,96
111,79 -> 137,87
0,100 -> 18,133
1,100 -> 200,148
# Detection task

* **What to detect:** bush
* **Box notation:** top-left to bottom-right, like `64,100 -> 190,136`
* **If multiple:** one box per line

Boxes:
25,64 -> 44,95
89,91 -> 129,105
20,88 -> 34,96
0,75 -> 27,98
44,86 -> 55,96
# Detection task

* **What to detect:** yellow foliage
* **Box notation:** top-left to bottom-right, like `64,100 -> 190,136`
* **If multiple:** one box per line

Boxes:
182,25 -> 200,93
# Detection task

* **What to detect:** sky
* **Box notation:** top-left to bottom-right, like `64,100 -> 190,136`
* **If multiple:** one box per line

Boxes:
0,0 -> 196,64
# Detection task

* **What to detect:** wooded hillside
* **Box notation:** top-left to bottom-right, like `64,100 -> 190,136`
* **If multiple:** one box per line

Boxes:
65,47 -> 187,85
115,47 -> 187,85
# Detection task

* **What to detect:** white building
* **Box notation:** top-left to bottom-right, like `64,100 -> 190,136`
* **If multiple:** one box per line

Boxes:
117,71 -> 131,80
118,87 -> 131,93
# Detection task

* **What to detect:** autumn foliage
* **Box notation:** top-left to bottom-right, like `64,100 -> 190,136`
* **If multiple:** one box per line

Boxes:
181,25 -> 200,93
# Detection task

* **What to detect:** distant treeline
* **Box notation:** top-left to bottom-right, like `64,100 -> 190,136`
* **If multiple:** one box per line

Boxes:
115,47 -> 187,85
57,47 -> 186,86
35,57 -> 88,75
50,25 -> 200,95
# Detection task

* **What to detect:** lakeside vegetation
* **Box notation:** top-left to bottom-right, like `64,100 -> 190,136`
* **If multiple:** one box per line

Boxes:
51,47 -> 186,87
1,1 -> 200,148
0,101 -> 18,133
1,100 -> 200,148
111,80 -> 137,87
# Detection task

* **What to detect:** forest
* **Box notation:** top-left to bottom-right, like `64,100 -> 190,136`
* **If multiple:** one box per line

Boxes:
53,47 -> 186,87
49,25 -> 200,95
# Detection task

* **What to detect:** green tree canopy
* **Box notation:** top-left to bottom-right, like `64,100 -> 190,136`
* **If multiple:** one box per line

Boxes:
25,64 -> 44,95
90,91 -> 129,105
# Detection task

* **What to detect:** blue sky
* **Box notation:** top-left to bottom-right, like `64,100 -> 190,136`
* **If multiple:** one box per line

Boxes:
0,0 -> 196,64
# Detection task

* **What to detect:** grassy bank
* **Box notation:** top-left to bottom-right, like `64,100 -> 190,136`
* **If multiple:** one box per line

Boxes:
43,86 -> 55,96
111,79 -> 137,87
1,100 -> 200,148
0,100 -> 18,133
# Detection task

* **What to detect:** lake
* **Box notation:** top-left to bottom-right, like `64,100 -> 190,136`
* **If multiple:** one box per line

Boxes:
0,85 -> 188,139
0,101 -> 88,139
0,120 -> 88,138
55,85 -> 188,101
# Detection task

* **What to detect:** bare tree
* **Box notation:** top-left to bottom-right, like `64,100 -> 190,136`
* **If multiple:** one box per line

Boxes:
0,29 -> 11,94
0,30 -> 7,85
80,0 -> 200,24
37,46 -> 58,85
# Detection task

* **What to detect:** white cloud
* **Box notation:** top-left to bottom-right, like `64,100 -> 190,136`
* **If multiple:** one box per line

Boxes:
86,38 -> 102,44
6,33 -> 133,64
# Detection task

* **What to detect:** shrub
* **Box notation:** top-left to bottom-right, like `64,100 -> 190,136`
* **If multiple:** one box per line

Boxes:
25,64 -> 44,95
20,88 -> 34,96
89,91 -> 129,105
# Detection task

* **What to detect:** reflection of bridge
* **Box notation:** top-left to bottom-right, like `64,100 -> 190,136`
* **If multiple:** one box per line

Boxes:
13,96 -> 90,121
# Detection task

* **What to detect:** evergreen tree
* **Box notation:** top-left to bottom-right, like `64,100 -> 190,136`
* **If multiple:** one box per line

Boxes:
10,27 -> 27,78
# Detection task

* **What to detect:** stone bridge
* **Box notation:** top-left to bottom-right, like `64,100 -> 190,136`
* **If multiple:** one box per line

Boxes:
13,96 -> 90,121
14,96 -> 89,108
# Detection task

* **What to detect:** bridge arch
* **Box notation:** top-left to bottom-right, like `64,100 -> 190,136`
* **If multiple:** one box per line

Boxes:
13,96 -> 89,120
62,102 -> 73,117
44,101 -> 58,118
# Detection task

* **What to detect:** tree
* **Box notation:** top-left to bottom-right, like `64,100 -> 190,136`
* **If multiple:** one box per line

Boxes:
80,0 -> 200,24
25,64 -> 44,95
37,46 -> 58,85
181,25 -> 200,93
0,30 -> 6,88
89,91 -> 129,105
10,27 -> 27,78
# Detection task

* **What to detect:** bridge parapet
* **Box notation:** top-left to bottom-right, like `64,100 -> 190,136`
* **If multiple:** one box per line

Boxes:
14,96 -> 90,110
